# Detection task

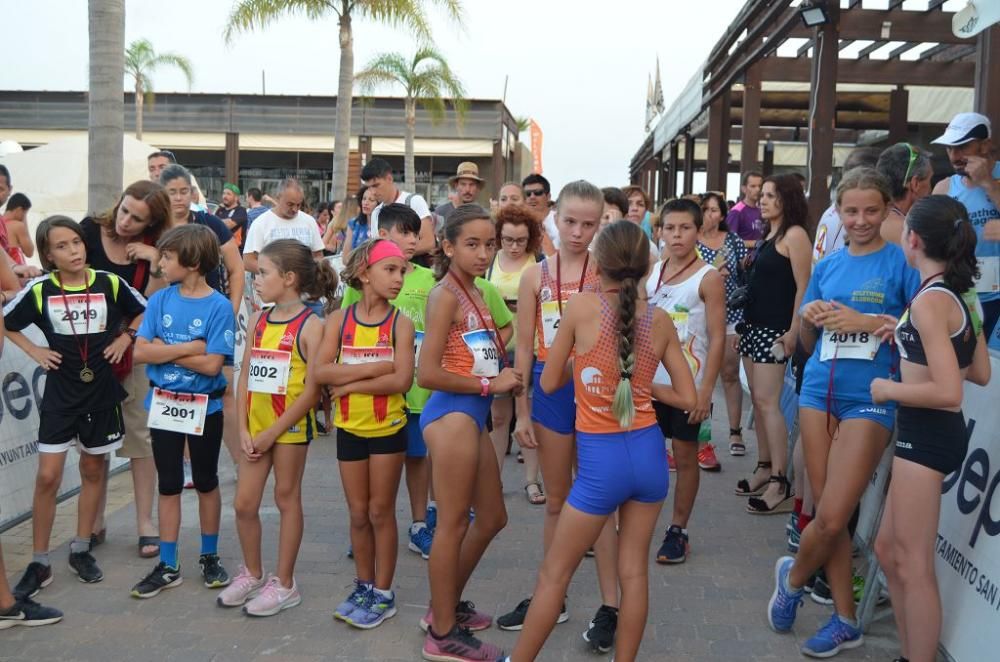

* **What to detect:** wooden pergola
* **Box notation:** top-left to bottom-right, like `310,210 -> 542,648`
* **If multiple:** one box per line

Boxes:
631,0 -> 1000,227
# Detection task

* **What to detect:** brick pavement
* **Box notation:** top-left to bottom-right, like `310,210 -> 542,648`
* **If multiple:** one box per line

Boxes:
1,410 -> 911,661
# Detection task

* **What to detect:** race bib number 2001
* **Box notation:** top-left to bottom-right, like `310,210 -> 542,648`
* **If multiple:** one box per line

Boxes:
147,388 -> 208,435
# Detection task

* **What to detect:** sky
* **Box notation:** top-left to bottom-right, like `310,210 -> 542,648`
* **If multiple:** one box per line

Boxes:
3,0 -> 747,192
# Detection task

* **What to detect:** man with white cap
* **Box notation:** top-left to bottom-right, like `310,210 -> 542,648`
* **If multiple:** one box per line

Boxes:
932,111 -> 1000,337
435,161 -> 485,222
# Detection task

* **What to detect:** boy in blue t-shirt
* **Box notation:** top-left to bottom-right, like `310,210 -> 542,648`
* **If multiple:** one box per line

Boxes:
131,225 -> 236,599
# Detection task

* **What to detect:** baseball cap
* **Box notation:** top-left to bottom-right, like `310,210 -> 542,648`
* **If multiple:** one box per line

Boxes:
931,112 -> 992,146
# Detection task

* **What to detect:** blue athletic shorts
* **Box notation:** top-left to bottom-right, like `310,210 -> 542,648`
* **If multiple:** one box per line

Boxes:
406,413 -> 427,458
420,391 -> 493,433
530,361 -> 575,435
568,425 -> 670,516
798,392 -> 895,432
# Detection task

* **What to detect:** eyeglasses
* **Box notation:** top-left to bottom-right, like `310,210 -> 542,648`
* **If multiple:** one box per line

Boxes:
501,236 -> 529,247
524,189 -> 547,198
899,142 -> 919,183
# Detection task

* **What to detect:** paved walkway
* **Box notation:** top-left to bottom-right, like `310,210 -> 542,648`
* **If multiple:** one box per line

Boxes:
2,407 -> 908,661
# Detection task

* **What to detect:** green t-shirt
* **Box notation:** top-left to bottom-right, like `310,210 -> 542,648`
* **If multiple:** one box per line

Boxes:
341,264 -> 513,412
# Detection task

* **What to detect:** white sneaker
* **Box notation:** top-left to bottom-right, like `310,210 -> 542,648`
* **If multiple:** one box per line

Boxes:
216,564 -> 265,607
243,576 -> 301,617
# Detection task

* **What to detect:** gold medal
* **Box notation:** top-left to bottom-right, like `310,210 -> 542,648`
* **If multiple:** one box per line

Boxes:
80,367 -> 95,383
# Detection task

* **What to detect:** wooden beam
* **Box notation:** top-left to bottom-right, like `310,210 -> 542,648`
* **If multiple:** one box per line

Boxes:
667,141 -> 679,199
797,39 -> 814,59
938,45 -> 978,63
975,25 -> 1000,123
889,87 -> 909,143
928,0 -> 947,10
706,91 -> 732,194
225,132 -> 239,186
789,8 -> 966,44
887,43 -> 913,61
705,0 -> 774,77
683,133 -> 695,196
920,43 -> 954,60
857,40 -> 887,59
740,62 -> 762,175
759,57 -> 976,87
807,2 -> 839,232
838,39 -> 855,52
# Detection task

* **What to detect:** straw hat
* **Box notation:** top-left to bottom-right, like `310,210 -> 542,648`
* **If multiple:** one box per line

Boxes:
448,161 -> 485,185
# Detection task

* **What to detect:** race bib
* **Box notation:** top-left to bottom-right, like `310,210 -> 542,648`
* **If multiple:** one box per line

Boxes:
669,311 -> 690,342
462,329 -> 500,377
247,348 -> 292,394
540,300 -> 562,347
975,256 -> 999,294
148,387 -> 208,435
340,345 -> 394,365
821,325 -> 881,362
414,331 -> 424,369
48,293 -> 108,336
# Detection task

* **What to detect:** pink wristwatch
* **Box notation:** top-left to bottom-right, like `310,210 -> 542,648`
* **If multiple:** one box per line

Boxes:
479,377 -> 491,397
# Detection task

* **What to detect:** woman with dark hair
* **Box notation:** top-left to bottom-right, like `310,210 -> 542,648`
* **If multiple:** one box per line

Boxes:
313,202 -> 332,237
735,174 -> 812,514
343,186 -> 378,257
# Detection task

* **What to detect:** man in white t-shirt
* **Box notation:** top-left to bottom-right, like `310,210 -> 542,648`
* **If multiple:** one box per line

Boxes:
361,158 -> 434,263
242,179 -> 324,273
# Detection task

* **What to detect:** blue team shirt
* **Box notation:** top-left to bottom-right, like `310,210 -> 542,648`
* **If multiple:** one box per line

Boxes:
800,243 -> 921,402
948,162 -> 1000,303
138,285 -> 235,414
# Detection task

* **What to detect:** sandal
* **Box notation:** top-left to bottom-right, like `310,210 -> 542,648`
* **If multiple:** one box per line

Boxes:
138,535 -> 160,558
524,482 -> 546,505
90,528 -> 107,548
747,475 -> 795,515
729,427 -> 746,456
734,461 -> 771,496
517,451 -> 524,464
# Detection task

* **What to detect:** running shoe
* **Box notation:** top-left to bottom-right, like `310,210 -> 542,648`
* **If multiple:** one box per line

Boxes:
13,562 -> 53,599
421,625 -> 504,661
787,527 -> 801,554
767,556 -> 804,633
851,574 -> 889,606
667,449 -> 677,472
426,505 -> 438,532
655,525 -> 689,564
217,565 -> 266,607
183,459 -> 194,489
495,597 -> 568,631
810,574 -> 833,606
334,580 -> 370,621
801,613 -> 863,658
130,562 -> 182,598
421,601 -> 493,632
68,551 -> 103,583
244,576 -> 302,617
347,589 -> 396,629
0,597 -> 63,629
409,524 -> 434,560
697,444 -> 721,472
199,553 -> 231,588
582,605 -> 618,653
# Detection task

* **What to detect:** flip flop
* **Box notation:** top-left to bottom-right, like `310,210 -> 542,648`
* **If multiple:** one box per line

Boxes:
138,535 -> 160,558
524,482 -> 546,505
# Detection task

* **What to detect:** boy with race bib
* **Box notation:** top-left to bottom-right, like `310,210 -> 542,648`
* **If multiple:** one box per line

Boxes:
131,225 -> 236,598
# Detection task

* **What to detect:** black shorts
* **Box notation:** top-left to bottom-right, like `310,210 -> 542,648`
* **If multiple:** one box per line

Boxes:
895,406 -> 969,475
38,405 -> 124,455
337,427 -> 408,461
653,400 -> 700,442
739,324 -> 789,365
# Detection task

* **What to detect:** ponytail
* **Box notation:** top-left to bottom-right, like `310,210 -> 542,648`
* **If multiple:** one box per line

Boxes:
259,238 -> 340,313
944,218 -> 979,293
310,260 -> 340,315
906,195 -> 979,293
612,276 -> 639,428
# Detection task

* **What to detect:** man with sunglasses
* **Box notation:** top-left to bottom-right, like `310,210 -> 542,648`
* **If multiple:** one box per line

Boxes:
522,173 -> 558,253
932,112 -> 1000,338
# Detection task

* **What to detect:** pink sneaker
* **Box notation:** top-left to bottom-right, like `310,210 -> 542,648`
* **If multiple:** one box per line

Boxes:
244,575 -> 301,617
421,626 -> 505,661
216,565 -> 265,607
420,601 -> 492,633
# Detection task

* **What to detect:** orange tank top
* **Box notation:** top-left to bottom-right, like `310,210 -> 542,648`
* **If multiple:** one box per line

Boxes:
535,255 -> 600,362
574,295 -> 659,433
439,274 -> 505,379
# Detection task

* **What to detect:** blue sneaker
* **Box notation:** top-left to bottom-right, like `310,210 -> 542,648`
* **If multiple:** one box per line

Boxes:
426,505 -> 437,532
408,524 -> 434,560
801,613 -> 863,658
347,589 -> 397,629
768,556 -> 804,633
333,579 -> 369,621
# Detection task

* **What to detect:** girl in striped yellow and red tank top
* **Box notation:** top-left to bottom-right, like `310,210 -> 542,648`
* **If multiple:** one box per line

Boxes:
228,239 -> 333,617
315,238 -> 415,630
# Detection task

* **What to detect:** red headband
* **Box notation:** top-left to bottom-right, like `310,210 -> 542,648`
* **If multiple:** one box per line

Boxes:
368,240 -> 405,266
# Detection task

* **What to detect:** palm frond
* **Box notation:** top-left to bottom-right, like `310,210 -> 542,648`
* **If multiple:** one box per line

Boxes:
354,0 -> 464,41
148,53 -> 195,89
224,0 -> 338,43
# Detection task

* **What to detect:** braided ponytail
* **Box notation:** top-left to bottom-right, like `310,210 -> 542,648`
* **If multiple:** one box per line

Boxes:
612,275 -> 639,428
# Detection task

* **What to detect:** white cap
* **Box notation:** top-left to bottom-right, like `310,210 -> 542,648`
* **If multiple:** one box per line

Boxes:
932,112 -> 992,146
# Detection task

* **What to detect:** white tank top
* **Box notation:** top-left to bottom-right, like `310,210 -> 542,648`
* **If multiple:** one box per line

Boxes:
646,261 -> 715,387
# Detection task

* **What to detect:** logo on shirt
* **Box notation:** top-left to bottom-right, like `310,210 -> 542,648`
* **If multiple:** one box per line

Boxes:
580,367 -> 610,395
540,286 -> 553,302
852,278 -> 886,306
192,318 -> 203,328
224,330 -> 235,349
466,313 -> 479,331
162,314 -> 173,328
164,370 -> 181,382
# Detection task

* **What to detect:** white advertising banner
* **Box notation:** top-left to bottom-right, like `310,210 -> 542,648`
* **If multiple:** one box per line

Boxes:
937,352 -> 1000,662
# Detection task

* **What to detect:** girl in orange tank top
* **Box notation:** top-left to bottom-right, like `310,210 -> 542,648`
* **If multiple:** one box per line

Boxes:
504,220 -> 696,662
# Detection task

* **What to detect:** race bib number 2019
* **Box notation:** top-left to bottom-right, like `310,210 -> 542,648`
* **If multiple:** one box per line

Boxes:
48,293 -> 108,336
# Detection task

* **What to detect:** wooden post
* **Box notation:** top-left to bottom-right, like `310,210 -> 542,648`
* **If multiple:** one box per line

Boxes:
707,91 -> 732,195
888,86 -> 909,143
224,132 -> 239,186
683,133 -> 695,195
667,141 -> 679,199
492,140 -> 503,199
741,62 -> 763,175
975,25 -> 1000,122
806,2 -> 840,232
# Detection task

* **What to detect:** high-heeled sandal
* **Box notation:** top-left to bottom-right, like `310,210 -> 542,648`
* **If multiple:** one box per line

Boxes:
746,475 -> 795,515
729,427 -> 746,456
734,461 -> 771,496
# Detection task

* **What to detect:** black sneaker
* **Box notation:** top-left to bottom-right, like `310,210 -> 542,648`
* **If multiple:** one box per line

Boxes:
68,551 -> 103,583
655,525 -> 689,564
0,597 -> 63,629
131,562 -> 183,599
810,573 -> 834,606
583,604 -> 618,653
496,597 -> 568,631
13,562 -> 53,599
199,553 -> 231,588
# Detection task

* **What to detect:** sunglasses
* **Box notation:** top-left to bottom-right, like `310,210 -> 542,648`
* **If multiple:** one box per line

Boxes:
524,189 -> 548,198
899,142 -> 918,183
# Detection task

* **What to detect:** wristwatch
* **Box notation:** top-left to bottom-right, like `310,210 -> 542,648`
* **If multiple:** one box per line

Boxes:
479,377 -> 491,397
123,327 -> 138,344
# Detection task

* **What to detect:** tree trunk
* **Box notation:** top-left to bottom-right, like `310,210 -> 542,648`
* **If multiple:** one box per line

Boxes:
88,0 -> 125,214
333,11 -> 353,202
404,98 -> 416,192
134,77 -> 144,140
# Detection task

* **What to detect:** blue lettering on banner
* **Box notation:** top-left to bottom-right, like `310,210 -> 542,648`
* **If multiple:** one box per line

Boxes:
941,419 -> 1000,548
0,366 -> 45,424
936,533 -> 1000,611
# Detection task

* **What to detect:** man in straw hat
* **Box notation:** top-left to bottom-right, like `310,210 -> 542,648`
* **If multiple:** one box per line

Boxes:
435,161 -> 485,223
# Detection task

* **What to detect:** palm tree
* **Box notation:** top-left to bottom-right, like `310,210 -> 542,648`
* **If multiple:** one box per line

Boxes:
88,0 -> 125,213
515,116 -> 531,134
355,46 -> 466,190
125,39 -> 194,140
224,0 -> 464,202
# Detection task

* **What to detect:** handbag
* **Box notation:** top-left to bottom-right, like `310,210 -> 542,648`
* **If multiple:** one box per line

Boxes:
726,238 -> 768,311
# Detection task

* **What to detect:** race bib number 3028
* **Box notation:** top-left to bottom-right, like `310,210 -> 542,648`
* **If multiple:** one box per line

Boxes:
48,293 -> 108,336
147,388 -> 209,435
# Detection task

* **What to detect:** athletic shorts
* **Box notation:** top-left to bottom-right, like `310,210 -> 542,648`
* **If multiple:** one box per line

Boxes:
739,324 -> 789,365
38,405 -> 124,455
799,392 -> 895,432
895,406 -> 968,475
568,425 -> 670,516
420,391 -> 492,433
337,427 -> 408,461
406,413 -> 427,458
531,361 -> 576,435
652,400 -> 701,442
